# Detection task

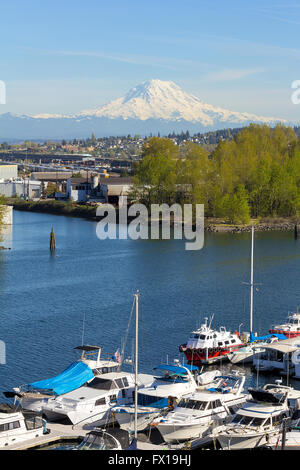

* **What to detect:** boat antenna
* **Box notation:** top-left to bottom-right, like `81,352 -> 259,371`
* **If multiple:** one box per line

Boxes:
209,314 -> 214,329
134,290 -> 140,441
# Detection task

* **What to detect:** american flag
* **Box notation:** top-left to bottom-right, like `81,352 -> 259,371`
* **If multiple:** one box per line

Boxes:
113,349 -> 122,363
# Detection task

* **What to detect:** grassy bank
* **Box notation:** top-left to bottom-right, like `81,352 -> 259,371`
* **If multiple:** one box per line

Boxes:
8,198 -> 98,220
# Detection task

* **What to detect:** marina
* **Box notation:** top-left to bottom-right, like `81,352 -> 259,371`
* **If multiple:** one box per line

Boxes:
2,211 -> 300,450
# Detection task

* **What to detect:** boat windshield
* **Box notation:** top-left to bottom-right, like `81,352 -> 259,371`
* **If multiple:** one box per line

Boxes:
193,334 -> 206,340
177,399 -> 208,410
77,432 -> 118,450
137,394 -> 167,408
231,415 -> 266,427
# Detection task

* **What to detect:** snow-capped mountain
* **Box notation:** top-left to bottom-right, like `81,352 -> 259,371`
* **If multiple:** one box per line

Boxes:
76,79 -> 283,125
0,79 -> 287,140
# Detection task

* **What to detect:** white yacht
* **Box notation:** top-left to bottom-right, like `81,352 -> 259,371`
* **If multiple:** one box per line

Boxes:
5,345 -> 121,412
153,372 -> 247,443
111,363 -> 215,432
217,382 -> 300,450
0,404 -> 45,449
41,371 -> 154,428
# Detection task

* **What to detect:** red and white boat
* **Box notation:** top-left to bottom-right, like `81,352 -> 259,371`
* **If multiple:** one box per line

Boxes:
269,311 -> 300,338
179,317 -> 244,365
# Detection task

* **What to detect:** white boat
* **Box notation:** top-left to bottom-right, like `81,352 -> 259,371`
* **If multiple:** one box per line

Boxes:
0,404 -> 45,449
111,363 -> 216,432
153,371 -> 247,443
6,345 -> 121,412
217,382 -> 300,450
41,370 -> 154,428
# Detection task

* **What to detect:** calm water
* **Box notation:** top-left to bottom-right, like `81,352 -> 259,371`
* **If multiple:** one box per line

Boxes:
1,210 -> 300,395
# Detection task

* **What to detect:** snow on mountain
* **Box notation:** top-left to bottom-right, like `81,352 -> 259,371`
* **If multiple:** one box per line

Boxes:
0,79 -> 288,139
74,79 -> 284,125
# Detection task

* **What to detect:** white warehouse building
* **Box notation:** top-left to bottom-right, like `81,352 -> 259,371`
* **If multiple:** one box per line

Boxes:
0,165 -> 18,179
0,179 -> 42,199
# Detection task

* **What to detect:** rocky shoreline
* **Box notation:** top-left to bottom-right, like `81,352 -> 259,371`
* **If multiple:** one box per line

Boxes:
205,222 -> 297,233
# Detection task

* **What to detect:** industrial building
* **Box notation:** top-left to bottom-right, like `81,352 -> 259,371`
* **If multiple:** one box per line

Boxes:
65,175 -> 133,205
0,179 -> 42,199
0,165 -> 18,180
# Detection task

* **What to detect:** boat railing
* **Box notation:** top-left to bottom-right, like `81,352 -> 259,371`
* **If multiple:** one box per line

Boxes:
71,410 -> 113,430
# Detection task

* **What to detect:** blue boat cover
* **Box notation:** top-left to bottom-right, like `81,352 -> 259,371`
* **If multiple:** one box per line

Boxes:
28,361 -> 94,396
153,364 -> 198,375
250,332 -> 286,343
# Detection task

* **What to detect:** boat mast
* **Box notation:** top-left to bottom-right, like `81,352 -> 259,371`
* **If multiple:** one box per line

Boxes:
250,226 -> 254,333
134,291 -> 139,441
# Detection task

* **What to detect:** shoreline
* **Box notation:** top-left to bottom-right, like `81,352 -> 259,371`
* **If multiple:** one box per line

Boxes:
7,199 -> 299,233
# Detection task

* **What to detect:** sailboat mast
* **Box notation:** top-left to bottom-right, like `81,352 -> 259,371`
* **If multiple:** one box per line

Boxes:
250,226 -> 254,333
134,291 -> 139,440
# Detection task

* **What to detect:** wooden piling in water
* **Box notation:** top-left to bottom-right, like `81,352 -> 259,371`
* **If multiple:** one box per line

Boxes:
50,227 -> 56,252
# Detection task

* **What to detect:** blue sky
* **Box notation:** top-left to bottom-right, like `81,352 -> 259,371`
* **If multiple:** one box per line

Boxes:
1,0 -> 300,120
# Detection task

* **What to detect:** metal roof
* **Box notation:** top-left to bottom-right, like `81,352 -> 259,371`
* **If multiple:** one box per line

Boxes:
253,339 -> 299,354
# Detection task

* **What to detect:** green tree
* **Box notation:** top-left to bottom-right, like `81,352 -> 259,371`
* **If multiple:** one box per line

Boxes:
132,137 -> 178,205
221,185 -> 250,224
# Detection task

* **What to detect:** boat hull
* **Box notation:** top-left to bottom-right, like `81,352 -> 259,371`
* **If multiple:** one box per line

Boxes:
179,344 -> 244,365
269,329 -> 300,338
218,430 -> 278,450
156,421 -> 214,443
113,408 -> 161,432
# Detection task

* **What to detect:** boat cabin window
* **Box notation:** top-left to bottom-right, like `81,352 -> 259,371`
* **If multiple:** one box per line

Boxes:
114,377 -> 129,389
225,341 -> 229,345
207,400 -> 222,409
95,398 -> 106,406
218,342 -> 223,347
137,394 -> 165,407
178,399 -> 208,410
289,319 -> 300,325
231,415 -> 265,427
0,421 -> 20,432
231,339 -> 236,343
110,394 -> 117,402
272,414 -> 287,426
228,404 -> 241,414
199,335 -> 206,340
95,366 -> 118,374
193,335 -> 200,339
25,416 -> 43,431
87,377 -> 114,390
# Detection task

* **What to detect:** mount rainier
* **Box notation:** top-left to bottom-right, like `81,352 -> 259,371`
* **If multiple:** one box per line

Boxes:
0,79 -> 286,140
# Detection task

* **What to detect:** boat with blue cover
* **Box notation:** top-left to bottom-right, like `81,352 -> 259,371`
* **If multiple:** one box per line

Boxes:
5,345 -> 121,412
